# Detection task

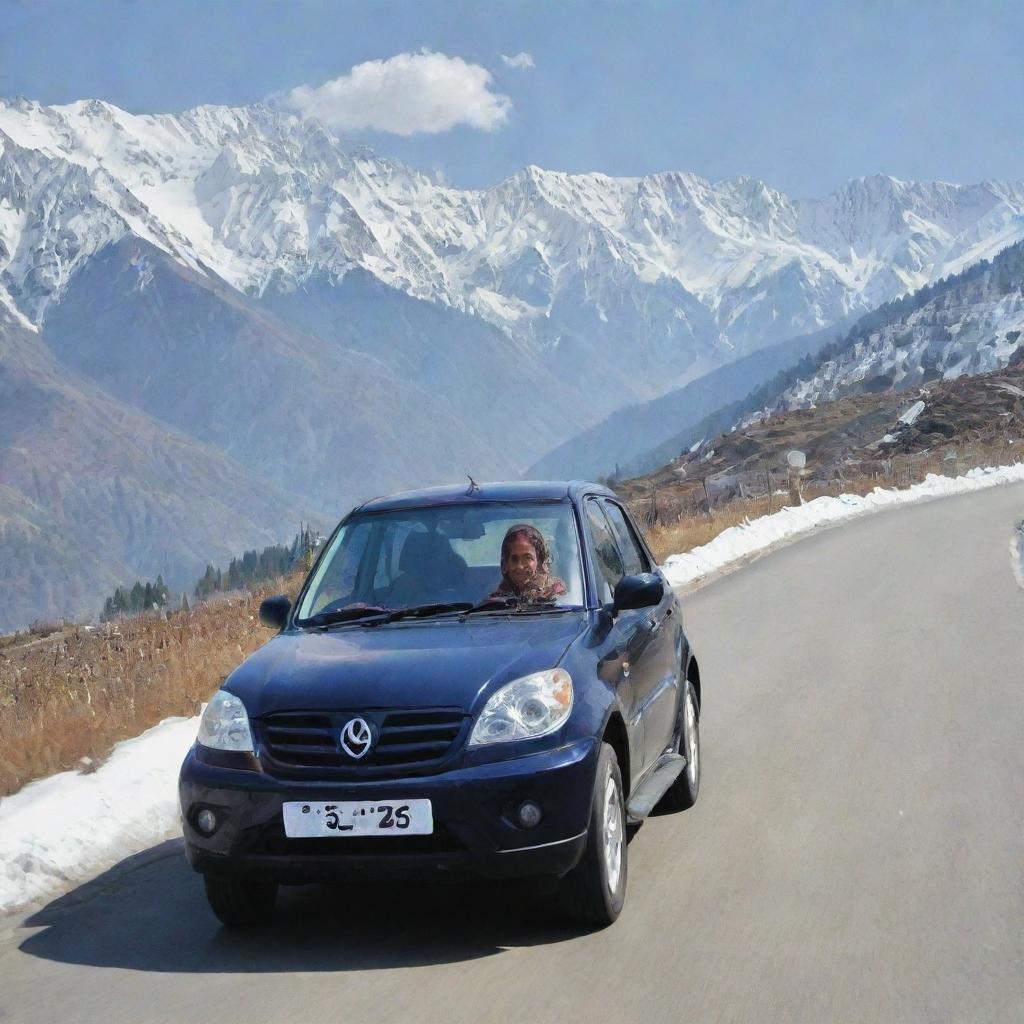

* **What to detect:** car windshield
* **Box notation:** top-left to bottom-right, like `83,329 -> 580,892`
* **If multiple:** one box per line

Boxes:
296,501 -> 585,624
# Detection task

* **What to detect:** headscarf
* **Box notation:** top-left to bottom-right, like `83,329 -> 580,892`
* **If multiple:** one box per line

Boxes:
492,523 -> 567,602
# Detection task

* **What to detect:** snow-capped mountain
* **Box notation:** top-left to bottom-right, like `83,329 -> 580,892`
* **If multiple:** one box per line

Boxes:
4,92 -> 1024,632
3,97 -> 1024,401
778,241 -> 1024,409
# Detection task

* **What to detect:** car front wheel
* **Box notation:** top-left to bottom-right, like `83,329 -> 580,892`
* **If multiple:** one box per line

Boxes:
561,742 -> 627,927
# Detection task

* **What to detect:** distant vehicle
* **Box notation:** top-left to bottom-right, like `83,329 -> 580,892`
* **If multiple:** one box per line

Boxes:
179,481 -> 702,928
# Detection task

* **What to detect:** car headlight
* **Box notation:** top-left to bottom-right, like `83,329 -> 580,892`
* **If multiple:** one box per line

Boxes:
469,669 -> 573,746
197,690 -> 254,752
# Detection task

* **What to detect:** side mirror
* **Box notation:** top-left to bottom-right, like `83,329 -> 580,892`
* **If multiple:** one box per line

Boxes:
259,594 -> 291,630
612,573 -> 664,613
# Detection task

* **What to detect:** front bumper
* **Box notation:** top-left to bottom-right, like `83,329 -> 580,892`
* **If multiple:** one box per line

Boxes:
179,737 -> 598,884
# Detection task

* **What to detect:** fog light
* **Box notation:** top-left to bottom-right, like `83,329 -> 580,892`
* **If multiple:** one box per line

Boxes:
517,801 -> 543,829
196,809 -> 218,835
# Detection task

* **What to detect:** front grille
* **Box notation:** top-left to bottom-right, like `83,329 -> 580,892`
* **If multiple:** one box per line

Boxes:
259,708 -> 467,775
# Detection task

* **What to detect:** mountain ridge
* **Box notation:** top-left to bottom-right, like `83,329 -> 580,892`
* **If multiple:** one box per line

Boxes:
3,96 -> 1024,380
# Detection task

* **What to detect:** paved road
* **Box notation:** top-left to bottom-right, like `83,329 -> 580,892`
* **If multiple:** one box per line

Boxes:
2,483 -> 1022,1024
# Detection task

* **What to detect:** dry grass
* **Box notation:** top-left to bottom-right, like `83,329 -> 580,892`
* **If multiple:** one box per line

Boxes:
645,501 -> 776,562
0,572 -> 304,797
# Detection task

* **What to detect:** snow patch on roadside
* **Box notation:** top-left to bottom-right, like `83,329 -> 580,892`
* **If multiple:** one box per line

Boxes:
662,464 -> 1024,590
0,715 -> 199,914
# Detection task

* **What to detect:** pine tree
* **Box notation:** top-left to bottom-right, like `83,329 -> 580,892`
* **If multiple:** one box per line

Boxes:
195,564 -> 216,599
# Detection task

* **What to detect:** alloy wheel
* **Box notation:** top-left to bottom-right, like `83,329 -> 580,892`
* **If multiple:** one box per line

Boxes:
603,772 -> 623,893
685,688 -> 699,789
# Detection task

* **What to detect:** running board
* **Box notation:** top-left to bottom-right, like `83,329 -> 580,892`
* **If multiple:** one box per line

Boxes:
625,753 -> 686,823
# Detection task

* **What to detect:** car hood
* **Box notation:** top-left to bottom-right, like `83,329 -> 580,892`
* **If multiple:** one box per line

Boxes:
224,613 -> 588,717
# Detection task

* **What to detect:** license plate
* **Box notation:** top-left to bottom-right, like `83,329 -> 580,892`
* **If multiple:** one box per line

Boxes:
282,799 -> 433,838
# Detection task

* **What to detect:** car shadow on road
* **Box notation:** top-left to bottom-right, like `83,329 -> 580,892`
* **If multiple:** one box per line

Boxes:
18,839 -> 586,973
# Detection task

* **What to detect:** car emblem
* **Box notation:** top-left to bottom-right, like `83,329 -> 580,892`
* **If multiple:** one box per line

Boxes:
339,717 -> 373,759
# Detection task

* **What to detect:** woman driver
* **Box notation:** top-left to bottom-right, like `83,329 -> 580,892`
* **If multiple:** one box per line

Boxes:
490,524 -> 567,602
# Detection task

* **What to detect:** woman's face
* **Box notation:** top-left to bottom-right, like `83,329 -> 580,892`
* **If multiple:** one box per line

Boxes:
503,536 -> 539,591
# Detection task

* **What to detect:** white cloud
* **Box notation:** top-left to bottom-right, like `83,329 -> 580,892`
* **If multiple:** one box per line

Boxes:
501,51 -> 535,70
286,50 -> 511,135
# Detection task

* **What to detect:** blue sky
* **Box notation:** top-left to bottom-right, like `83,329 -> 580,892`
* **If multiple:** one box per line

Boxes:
2,0 -> 1022,197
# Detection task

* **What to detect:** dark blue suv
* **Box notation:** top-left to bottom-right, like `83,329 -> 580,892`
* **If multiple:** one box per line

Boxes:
178,481 -> 702,927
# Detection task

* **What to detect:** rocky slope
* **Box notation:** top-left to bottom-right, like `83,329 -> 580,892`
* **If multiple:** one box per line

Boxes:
616,244 -> 1024,516
618,349 -> 1024,519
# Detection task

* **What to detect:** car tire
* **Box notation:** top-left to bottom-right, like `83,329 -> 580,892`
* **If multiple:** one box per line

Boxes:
657,678 -> 700,812
561,742 -> 627,927
203,874 -> 278,927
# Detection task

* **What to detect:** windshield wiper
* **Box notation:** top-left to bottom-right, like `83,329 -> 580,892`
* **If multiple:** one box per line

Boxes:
460,596 -> 521,617
304,605 -> 392,629
308,597 -> 574,629
384,602 -> 474,621
459,597 -> 570,618
306,602 -> 476,630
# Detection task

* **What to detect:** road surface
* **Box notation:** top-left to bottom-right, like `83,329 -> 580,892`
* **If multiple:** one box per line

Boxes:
2,482 -> 1022,1023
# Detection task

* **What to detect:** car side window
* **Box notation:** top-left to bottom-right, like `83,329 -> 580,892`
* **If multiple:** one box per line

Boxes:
585,499 -> 625,604
601,501 -> 650,576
